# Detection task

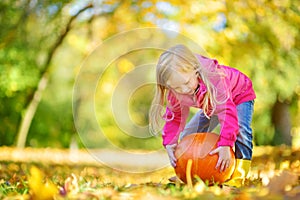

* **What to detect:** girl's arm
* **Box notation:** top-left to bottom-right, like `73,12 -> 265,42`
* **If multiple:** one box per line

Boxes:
213,75 -> 239,147
210,75 -> 239,172
216,97 -> 239,147
162,92 -> 190,146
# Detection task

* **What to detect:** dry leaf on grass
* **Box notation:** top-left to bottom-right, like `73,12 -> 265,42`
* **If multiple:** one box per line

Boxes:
267,170 -> 298,194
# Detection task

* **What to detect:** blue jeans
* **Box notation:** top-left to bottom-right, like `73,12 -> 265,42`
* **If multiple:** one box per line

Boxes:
180,100 -> 254,160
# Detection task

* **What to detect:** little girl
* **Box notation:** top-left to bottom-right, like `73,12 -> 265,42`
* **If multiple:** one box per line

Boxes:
149,44 -> 256,187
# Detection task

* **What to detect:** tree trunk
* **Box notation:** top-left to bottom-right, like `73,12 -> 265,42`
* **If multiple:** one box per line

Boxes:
16,4 -> 93,148
16,74 -> 48,148
271,99 -> 292,145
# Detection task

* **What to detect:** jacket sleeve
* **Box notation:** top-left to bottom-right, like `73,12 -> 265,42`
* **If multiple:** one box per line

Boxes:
214,77 -> 239,147
162,92 -> 190,147
216,98 -> 239,147
198,55 -> 240,147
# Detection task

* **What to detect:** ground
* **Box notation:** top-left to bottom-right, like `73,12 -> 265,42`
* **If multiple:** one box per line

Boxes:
0,146 -> 299,199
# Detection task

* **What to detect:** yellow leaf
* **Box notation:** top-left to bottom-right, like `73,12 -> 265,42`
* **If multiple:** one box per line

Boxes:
28,166 -> 58,200
28,166 -> 43,190
279,160 -> 290,170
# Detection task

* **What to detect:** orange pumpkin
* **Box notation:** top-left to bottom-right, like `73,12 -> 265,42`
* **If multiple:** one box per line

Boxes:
174,132 -> 236,185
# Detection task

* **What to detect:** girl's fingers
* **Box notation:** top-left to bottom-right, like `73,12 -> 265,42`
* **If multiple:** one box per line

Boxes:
170,157 -> 176,167
169,155 -> 176,167
168,149 -> 176,161
167,145 -> 177,167
171,159 -> 176,167
221,161 -> 226,172
209,148 -> 218,155
170,152 -> 176,161
216,159 -> 230,172
221,160 -> 230,172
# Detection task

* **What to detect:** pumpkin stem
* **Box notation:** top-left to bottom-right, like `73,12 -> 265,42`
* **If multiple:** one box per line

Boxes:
186,159 -> 193,188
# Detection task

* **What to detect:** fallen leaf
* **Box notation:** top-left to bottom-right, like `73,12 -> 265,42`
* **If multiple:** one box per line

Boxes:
28,166 -> 58,200
286,185 -> 300,198
64,173 -> 79,195
267,170 -> 298,194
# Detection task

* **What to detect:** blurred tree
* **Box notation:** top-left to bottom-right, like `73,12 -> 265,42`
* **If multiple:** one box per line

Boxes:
16,2 -> 93,148
0,0 -> 44,146
221,0 -> 300,146
0,0 -> 92,147
1,0 -> 299,148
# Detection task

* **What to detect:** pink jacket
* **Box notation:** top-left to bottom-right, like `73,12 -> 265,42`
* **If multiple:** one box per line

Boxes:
162,55 -> 256,147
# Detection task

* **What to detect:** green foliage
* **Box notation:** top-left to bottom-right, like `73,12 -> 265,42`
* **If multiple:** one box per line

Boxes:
0,0 -> 300,147
0,0 -> 72,147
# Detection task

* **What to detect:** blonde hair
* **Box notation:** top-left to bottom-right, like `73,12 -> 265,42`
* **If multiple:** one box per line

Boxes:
149,44 -> 229,135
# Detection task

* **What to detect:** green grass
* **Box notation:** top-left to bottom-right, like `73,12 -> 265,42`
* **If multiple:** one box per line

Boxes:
0,146 -> 300,199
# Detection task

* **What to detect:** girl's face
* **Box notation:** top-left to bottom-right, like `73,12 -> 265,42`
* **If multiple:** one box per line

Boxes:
166,69 -> 199,95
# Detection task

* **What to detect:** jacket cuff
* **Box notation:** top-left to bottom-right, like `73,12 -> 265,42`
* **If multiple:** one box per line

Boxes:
217,137 -> 235,147
162,137 -> 178,147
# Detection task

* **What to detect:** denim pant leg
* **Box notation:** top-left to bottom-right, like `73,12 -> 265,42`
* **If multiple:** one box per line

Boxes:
180,111 -> 219,140
235,100 -> 254,160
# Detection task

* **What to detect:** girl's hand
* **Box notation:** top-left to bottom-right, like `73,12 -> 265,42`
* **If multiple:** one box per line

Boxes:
165,144 -> 177,167
209,146 -> 232,172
